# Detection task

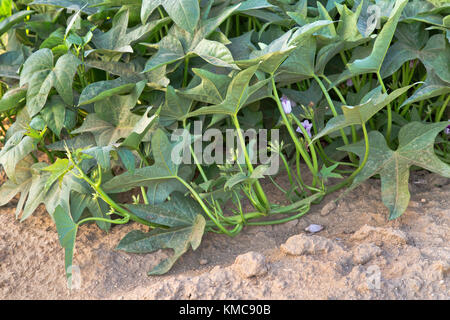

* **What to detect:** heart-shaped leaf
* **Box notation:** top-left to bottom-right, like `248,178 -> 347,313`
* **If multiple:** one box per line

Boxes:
0,131 -> 38,182
40,96 -> 76,137
141,0 -> 200,33
20,49 -> 80,116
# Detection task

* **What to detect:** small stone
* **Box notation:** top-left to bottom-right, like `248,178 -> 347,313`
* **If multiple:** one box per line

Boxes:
199,259 -> 208,265
352,243 -> 382,265
408,201 -> 420,208
305,224 -> 324,233
321,201 -> 336,216
233,252 -> 268,278
420,198 -> 426,203
351,225 -> 408,246
285,219 -> 299,228
280,234 -> 335,256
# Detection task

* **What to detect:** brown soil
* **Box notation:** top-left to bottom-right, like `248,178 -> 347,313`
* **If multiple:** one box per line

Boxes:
0,170 -> 449,300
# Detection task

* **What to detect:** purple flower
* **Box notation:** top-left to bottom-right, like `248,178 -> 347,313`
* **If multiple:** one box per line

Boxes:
296,120 -> 312,138
445,121 -> 450,135
280,95 -> 292,114
409,60 -> 415,68
346,79 -> 353,87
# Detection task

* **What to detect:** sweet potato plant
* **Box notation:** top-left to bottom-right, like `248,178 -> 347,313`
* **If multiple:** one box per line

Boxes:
0,0 -> 449,287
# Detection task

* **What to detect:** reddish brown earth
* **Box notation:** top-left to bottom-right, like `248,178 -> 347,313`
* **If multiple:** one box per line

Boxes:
0,170 -> 449,299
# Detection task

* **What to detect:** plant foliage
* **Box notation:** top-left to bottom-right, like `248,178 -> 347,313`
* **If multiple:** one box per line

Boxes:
0,0 -> 448,283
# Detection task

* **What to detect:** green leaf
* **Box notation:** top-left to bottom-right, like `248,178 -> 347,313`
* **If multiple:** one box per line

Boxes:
30,0 -> 101,15
401,71 -> 450,106
313,84 -> 416,141
88,8 -> 169,56
102,129 -> 184,193
159,85 -> 194,121
0,0 -> 12,17
41,158 -> 71,192
19,162 -> 71,221
0,47 -> 31,79
235,29 -> 296,74
401,0 -> 445,26
0,157 -> 33,218
117,202 -> 206,275
224,165 -> 269,190
0,85 -> 27,113
121,107 -> 159,150
339,122 -> 450,220
0,131 -> 38,182
72,82 -> 149,146
381,25 -> 450,83
319,163 -> 343,182
280,81 -> 323,110
315,2 -> 372,76
141,0 -> 200,33
65,176 -> 111,231
192,39 -> 236,69
145,166 -> 192,204
224,172 -> 249,190
0,10 -> 33,36
143,4 -> 240,72
334,0 -> 408,85
186,64 -> 259,117
78,77 -> 140,106
177,68 -> 231,105
123,192 -> 202,227
20,49 -> 80,116
53,205 -> 78,288
279,20 -> 336,80
40,96 -> 76,137
40,28 -> 65,50
237,0 -> 274,11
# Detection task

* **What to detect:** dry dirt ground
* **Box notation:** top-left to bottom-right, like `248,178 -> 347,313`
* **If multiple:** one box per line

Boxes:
0,170 -> 449,300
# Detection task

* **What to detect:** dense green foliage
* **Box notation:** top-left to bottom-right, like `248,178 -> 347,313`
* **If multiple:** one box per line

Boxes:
0,0 -> 449,285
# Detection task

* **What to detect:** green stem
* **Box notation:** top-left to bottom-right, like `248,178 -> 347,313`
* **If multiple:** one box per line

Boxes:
246,205 -> 310,226
69,158 -> 159,228
225,17 -> 231,37
377,72 -> 391,143
327,121 -> 370,194
436,95 -> 450,123
77,215 -> 129,227
183,57 -> 190,88
313,75 -> 351,147
279,152 -> 294,186
271,77 -> 318,185
176,176 -> 235,236
183,119 -> 208,183
231,115 -> 270,211
157,7 -> 169,34
290,114 -> 318,174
